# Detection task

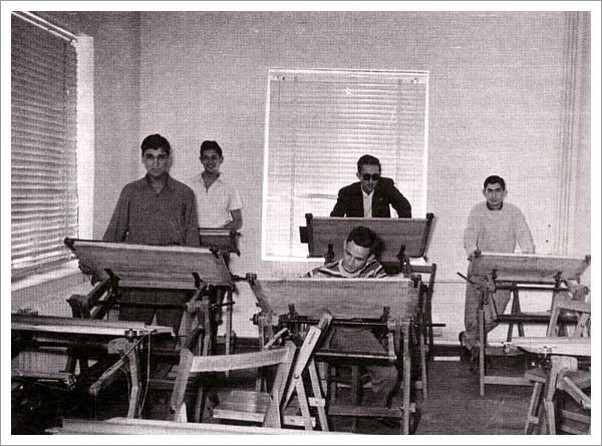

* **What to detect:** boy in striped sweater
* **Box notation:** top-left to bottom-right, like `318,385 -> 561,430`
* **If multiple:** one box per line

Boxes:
304,226 -> 398,407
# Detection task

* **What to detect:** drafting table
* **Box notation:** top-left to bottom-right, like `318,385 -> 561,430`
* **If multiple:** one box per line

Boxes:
465,251 -> 590,396
12,314 -> 173,418
300,213 -> 435,271
197,228 -> 241,355
63,237 -> 237,397
512,337 -> 591,357
248,276 -> 422,434
299,213 -> 439,390
48,417 -> 344,435
199,227 -> 241,256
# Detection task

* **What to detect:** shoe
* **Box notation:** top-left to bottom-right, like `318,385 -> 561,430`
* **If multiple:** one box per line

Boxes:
469,347 -> 479,374
458,331 -> 471,361
376,417 -> 401,430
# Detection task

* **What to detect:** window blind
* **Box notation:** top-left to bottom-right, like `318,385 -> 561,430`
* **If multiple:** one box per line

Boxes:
11,14 -> 78,277
263,69 -> 429,259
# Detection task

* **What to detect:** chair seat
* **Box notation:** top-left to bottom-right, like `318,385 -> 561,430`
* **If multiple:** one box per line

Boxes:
525,367 -> 590,387
213,389 -> 316,428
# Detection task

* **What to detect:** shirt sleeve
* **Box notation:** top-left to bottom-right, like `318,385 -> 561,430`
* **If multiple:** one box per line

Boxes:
389,183 -> 412,218
102,187 -> 131,242
330,188 -> 347,217
228,188 -> 243,212
183,189 -> 201,247
463,206 -> 479,258
515,209 -> 535,254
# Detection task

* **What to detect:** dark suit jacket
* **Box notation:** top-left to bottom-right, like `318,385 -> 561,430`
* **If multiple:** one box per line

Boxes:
330,177 -> 412,218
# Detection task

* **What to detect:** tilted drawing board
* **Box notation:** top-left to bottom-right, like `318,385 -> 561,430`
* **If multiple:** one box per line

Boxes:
467,251 -> 590,284
250,277 -> 420,322
65,238 -> 233,290
302,214 -> 435,264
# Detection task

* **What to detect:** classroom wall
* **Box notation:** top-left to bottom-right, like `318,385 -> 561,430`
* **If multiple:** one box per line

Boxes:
18,12 -> 590,342
134,11 -> 590,340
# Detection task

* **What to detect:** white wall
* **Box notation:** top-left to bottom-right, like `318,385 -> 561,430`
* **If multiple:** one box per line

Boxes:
136,11 -> 590,341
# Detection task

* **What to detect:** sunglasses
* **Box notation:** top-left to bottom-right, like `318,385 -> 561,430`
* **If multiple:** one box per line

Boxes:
361,173 -> 381,181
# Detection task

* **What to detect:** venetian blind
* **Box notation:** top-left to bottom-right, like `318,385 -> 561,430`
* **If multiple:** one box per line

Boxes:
11,14 -> 78,277
263,69 -> 429,259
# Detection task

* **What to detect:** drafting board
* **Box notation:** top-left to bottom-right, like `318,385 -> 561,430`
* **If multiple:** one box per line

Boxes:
12,314 -> 174,339
511,337 -> 591,357
65,238 -> 233,290
199,228 -> 241,255
302,214 -> 434,264
467,252 -> 591,284
251,277 -> 420,321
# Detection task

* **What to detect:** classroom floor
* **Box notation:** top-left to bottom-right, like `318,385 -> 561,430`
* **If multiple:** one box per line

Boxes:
12,342 -> 547,436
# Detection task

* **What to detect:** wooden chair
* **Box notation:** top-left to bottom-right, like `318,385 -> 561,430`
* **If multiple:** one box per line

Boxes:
170,313 -> 332,431
212,313 -> 333,430
169,341 -> 297,428
524,293 -> 591,434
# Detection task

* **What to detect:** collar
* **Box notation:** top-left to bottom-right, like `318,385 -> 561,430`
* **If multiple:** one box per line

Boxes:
486,201 -> 503,211
144,173 -> 173,191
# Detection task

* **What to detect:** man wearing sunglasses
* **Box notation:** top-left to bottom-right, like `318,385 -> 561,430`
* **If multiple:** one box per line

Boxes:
330,154 -> 412,218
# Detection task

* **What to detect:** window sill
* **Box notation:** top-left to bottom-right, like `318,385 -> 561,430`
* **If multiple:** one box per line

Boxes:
11,260 -> 85,294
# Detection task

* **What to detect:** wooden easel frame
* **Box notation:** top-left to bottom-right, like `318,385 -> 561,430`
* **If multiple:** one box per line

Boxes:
247,276 -> 422,434
64,238 -> 236,403
467,251 -> 590,396
12,314 -> 173,418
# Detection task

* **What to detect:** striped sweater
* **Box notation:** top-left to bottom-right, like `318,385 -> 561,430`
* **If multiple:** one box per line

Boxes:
304,257 -> 387,278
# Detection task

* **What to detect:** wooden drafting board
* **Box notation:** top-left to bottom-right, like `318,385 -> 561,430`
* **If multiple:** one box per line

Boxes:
512,337 -> 591,357
251,277 -> 420,321
49,417 -> 342,435
199,228 -> 241,255
301,214 -> 435,264
11,314 -> 174,339
65,238 -> 233,289
467,252 -> 590,284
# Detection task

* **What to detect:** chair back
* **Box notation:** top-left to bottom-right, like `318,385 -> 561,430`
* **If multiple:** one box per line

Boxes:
546,294 -> 590,338
169,341 -> 297,427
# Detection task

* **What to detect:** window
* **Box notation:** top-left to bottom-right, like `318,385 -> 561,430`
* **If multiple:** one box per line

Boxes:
262,69 -> 429,259
11,12 -> 79,278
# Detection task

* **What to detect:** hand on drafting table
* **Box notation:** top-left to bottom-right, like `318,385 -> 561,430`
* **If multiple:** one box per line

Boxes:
78,261 -> 101,285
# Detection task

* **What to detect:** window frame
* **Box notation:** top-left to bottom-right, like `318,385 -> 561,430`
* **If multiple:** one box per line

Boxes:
261,68 -> 430,261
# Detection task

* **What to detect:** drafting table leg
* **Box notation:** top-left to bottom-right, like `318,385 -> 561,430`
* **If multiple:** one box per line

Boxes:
193,299 -> 213,423
478,302 -> 486,397
506,287 -> 524,341
126,346 -> 141,418
418,319 -> 428,399
225,288 -> 233,355
524,381 -> 545,434
401,321 -> 411,435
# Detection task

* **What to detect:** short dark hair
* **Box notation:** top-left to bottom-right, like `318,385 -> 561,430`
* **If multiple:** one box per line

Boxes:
141,134 -> 171,155
357,154 -> 381,172
483,175 -> 506,190
347,226 -> 378,252
200,140 -> 223,158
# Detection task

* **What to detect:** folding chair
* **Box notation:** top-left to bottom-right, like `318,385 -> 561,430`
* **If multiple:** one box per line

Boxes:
169,341 -> 297,428
524,294 -> 591,434
212,313 -> 332,430
170,313 -> 332,431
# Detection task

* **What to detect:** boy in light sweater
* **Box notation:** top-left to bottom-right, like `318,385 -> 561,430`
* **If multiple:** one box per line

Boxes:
460,175 -> 535,358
